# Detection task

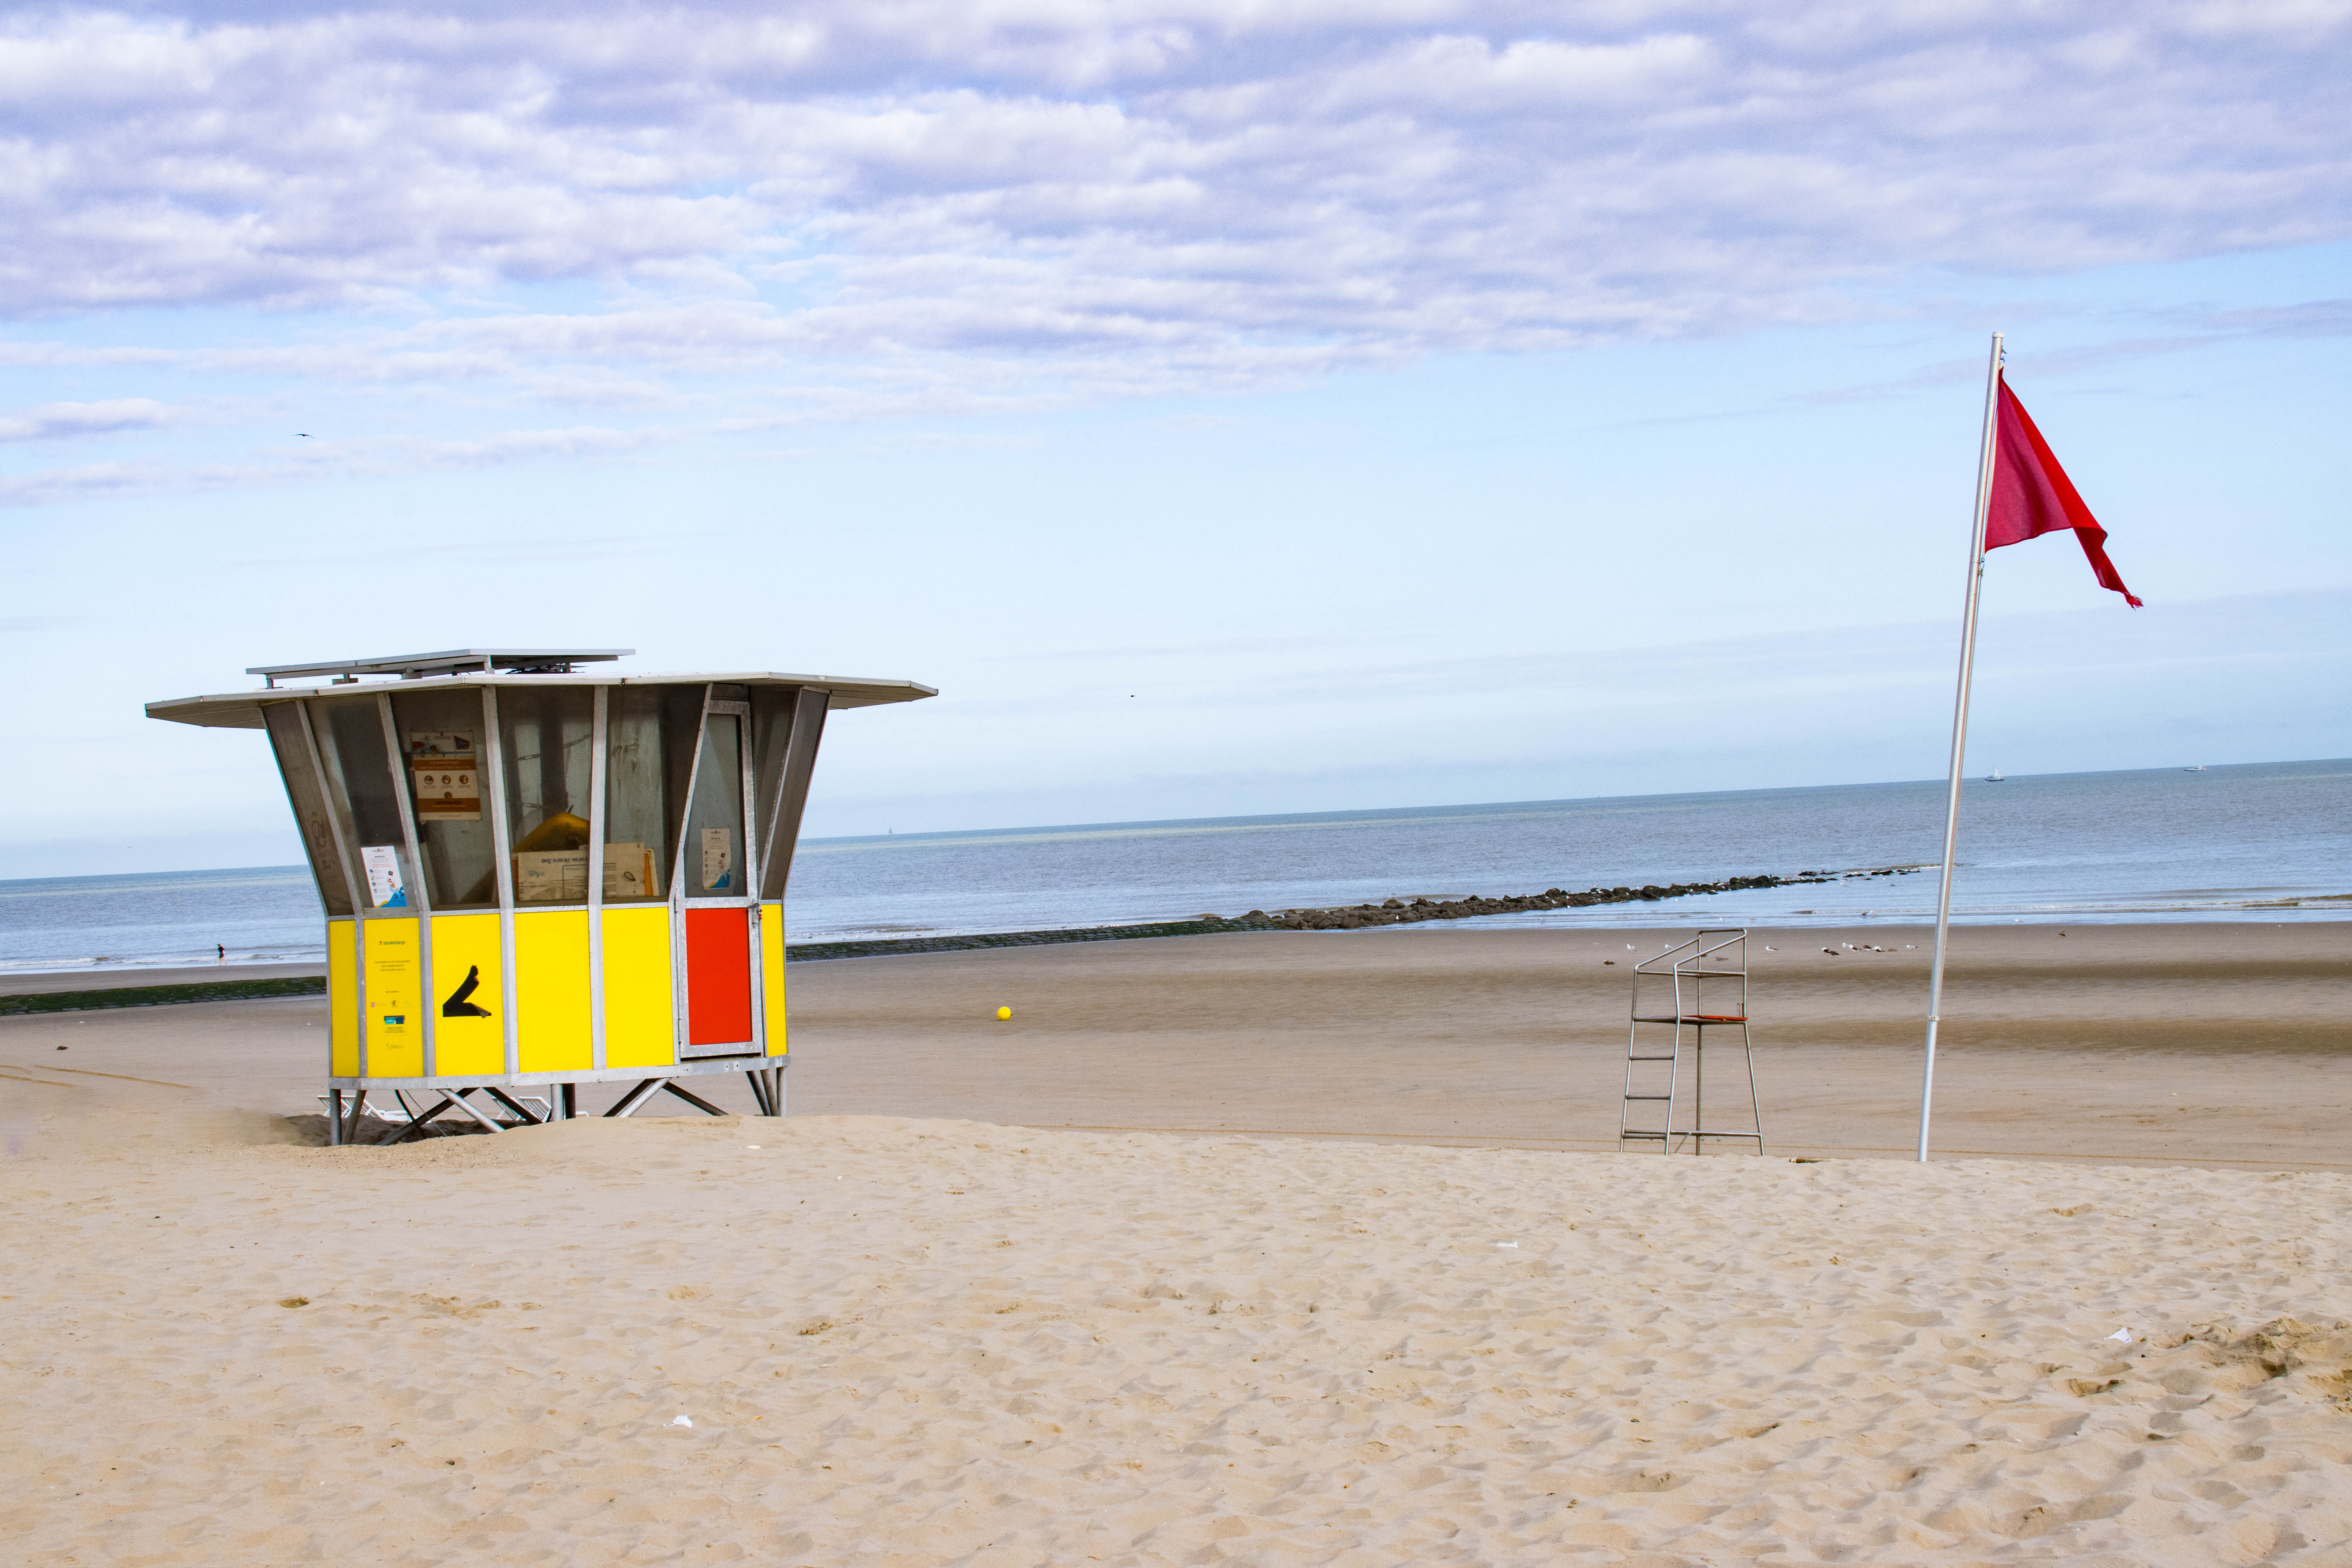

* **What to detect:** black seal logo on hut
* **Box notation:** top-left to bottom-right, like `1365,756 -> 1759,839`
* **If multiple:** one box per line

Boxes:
441,965 -> 494,1019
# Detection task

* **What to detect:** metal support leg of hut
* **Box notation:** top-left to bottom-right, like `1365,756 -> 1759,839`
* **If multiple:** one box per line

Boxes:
328,1064 -> 787,1145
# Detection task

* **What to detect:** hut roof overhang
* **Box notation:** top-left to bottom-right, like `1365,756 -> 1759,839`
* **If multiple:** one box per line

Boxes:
147,670 -> 937,730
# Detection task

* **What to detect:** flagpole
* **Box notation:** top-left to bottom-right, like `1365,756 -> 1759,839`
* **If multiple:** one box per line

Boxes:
1918,331 -> 2005,1162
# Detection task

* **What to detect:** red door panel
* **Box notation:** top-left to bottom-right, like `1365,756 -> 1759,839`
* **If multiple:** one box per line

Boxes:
684,907 -> 753,1047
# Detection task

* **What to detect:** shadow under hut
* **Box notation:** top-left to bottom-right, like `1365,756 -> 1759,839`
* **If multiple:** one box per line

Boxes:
147,648 -> 934,1141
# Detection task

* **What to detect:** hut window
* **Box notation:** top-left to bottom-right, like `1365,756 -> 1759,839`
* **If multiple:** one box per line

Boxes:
318,698 -> 411,909
604,685 -> 703,903
750,686 -> 797,900
683,710 -> 747,899
497,686 -> 596,904
393,688 -> 496,910
262,703 -> 354,917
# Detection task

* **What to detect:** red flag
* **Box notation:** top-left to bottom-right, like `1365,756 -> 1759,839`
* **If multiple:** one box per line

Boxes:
1986,376 -> 2141,606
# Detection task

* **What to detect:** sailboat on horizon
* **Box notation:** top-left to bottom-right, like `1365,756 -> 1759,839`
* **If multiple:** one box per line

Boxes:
1983,764 -> 2003,782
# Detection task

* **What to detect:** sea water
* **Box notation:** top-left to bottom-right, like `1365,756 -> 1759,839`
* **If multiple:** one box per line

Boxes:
3,759 -> 2345,973
0,865 -> 330,976
789,758 -> 2350,940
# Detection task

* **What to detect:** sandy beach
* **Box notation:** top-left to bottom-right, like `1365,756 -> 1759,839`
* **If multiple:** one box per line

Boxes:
4,922 -> 2350,1563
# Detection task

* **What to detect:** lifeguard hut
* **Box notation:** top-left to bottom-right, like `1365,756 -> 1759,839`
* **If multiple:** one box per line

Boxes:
146,650 -> 934,1143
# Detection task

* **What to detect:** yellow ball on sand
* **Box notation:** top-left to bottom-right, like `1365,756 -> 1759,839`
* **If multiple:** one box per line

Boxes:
996,1006 -> 1012,1021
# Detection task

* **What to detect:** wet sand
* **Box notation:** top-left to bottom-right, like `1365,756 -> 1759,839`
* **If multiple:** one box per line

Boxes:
781,921 -> 2352,1169
0,960 -> 325,996
22,921 -> 2336,1167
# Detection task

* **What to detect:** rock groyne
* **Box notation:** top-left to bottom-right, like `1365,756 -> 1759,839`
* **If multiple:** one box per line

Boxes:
1243,869 -> 1863,930
787,865 -> 1927,960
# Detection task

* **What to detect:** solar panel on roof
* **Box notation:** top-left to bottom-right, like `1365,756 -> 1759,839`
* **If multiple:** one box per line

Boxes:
246,649 -> 634,685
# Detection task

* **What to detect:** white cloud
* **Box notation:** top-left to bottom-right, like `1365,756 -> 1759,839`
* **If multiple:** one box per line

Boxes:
0,1 -> 2345,485
0,418 -> 668,507
0,397 -> 178,441
4,5 -> 2344,327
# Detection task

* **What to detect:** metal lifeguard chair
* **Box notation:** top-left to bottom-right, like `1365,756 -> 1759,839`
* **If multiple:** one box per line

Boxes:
146,649 -> 933,1142
1617,929 -> 1764,1154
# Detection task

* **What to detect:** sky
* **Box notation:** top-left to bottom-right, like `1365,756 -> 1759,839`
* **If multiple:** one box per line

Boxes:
3,1 -> 2349,877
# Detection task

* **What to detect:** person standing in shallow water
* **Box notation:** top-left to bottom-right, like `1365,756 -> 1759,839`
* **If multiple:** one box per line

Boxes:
216,944 -> 224,962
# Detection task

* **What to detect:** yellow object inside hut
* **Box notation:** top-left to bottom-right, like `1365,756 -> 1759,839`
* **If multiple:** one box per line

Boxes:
516,812 -> 592,853
461,812 -> 591,905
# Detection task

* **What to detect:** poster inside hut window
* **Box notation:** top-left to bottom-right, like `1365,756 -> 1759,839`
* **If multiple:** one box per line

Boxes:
361,844 -> 408,907
701,828 -> 733,891
407,731 -> 482,821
